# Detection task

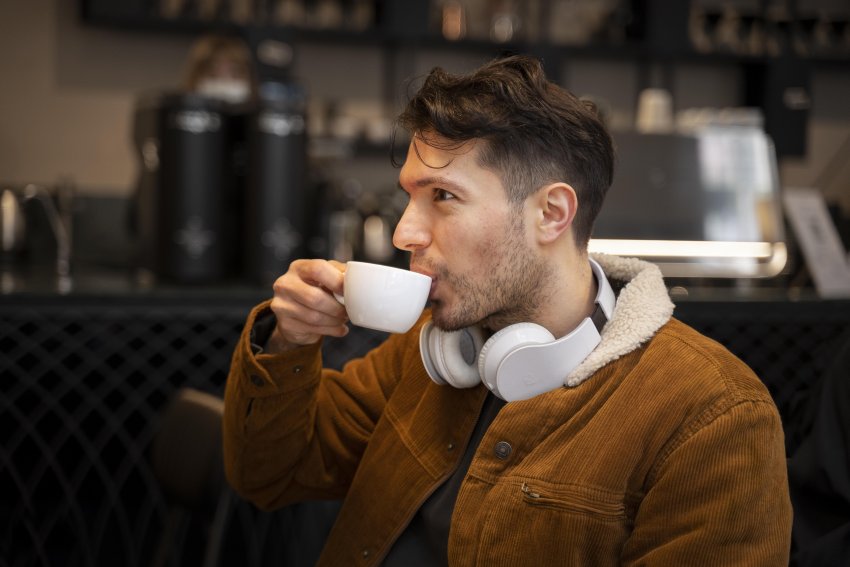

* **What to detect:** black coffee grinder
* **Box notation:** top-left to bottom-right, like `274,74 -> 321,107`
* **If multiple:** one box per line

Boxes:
243,83 -> 309,286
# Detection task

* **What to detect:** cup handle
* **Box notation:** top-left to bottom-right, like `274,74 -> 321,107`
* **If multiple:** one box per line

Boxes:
333,292 -> 345,305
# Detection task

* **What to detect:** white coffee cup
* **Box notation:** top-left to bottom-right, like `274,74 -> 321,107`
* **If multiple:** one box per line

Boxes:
334,261 -> 432,333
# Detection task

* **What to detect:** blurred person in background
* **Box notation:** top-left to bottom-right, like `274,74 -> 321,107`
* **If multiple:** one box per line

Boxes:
181,33 -> 258,104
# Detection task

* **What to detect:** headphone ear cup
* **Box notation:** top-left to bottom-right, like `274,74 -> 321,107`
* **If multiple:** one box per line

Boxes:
420,323 -> 486,389
478,323 -> 554,394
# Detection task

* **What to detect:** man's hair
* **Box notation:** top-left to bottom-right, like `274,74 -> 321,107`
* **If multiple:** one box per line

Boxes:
397,55 -> 614,248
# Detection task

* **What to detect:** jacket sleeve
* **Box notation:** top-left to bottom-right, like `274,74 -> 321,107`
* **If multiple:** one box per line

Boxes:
622,398 -> 793,566
222,301 -> 418,511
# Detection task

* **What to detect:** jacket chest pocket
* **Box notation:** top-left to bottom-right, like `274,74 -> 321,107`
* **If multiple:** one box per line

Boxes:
470,479 -> 636,566
520,481 -> 628,522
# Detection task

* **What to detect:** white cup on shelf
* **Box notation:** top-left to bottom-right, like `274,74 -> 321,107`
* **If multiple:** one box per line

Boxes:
636,88 -> 674,134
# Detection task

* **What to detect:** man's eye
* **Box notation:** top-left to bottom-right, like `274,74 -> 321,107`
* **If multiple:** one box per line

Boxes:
434,188 -> 455,201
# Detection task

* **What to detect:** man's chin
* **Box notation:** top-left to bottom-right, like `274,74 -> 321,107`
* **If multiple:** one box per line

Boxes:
430,304 -> 477,333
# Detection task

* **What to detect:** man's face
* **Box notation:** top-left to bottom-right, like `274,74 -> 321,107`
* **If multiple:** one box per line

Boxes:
394,134 -> 551,332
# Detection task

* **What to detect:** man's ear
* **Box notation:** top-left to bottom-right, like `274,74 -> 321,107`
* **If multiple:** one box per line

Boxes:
534,183 -> 577,244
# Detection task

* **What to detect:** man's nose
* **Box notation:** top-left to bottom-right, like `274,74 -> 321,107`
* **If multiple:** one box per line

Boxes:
393,203 -> 430,252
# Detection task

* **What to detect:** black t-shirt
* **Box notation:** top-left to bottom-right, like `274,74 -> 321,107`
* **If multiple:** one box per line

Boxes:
382,393 -> 506,566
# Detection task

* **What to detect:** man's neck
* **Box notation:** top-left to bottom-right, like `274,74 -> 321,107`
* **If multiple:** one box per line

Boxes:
533,253 -> 597,340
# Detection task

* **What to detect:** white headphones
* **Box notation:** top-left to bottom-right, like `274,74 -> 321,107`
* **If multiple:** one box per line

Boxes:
419,259 -> 616,402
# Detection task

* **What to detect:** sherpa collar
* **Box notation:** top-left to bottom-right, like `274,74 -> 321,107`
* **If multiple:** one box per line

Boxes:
565,254 -> 675,387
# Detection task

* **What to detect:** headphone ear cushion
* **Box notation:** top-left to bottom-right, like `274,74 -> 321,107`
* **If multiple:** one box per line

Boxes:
422,324 -> 486,389
478,323 -> 554,393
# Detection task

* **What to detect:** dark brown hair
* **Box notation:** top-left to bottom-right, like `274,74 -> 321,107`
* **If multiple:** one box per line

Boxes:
182,34 -> 257,97
397,55 -> 614,248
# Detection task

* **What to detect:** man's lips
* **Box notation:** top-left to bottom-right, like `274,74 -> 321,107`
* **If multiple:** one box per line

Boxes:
427,279 -> 438,300
411,267 -> 438,300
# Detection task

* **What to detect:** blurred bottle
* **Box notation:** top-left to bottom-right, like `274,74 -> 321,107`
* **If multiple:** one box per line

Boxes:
636,88 -> 674,134
490,0 -> 521,43
313,0 -> 344,29
327,178 -> 363,263
274,0 -> 307,26
240,34 -> 312,286
243,81 -> 309,285
441,0 -> 467,40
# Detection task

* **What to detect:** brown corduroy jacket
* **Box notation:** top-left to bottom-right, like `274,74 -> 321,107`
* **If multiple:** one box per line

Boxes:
223,254 -> 792,566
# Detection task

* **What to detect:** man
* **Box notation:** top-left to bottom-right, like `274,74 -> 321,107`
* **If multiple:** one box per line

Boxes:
223,55 -> 792,565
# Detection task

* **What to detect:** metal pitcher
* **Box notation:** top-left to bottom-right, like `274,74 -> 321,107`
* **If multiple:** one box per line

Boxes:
0,188 -> 26,255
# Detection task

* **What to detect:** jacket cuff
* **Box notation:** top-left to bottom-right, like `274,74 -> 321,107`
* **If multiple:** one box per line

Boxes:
231,300 -> 324,399
249,309 -> 278,355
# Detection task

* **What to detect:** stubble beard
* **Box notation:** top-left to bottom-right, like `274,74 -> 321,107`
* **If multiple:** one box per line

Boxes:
430,215 -> 553,332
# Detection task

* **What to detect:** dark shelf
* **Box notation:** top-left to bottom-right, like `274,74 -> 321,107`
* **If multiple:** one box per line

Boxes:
77,0 -> 850,159
78,0 -> 850,63
81,12 -> 385,45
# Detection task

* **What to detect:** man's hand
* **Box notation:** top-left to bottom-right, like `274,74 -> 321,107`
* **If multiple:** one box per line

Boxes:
265,259 -> 348,353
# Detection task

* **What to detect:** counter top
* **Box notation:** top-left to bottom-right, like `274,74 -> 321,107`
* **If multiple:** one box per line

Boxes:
0,263 -> 272,304
1,262 -> 840,306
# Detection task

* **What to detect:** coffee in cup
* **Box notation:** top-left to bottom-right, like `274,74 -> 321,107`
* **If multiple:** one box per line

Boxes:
334,261 -> 432,333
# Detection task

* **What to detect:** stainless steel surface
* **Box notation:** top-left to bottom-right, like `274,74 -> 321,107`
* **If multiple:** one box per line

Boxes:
592,126 -> 787,278
1,188 -> 26,254
23,183 -> 74,284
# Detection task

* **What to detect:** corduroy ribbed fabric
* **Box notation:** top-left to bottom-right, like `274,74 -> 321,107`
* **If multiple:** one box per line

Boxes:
223,255 -> 792,566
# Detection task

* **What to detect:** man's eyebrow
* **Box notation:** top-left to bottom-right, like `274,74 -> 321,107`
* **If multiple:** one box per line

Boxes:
401,177 -> 467,192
